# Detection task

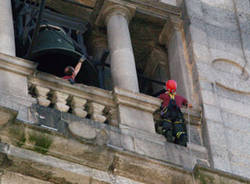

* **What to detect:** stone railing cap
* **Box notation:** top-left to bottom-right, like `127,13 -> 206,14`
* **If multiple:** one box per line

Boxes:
0,53 -> 37,76
113,87 -> 161,112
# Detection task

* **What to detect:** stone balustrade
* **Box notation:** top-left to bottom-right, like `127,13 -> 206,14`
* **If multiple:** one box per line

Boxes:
28,71 -> 203,148
28,72 -> 117,125
27,71 -> 208,169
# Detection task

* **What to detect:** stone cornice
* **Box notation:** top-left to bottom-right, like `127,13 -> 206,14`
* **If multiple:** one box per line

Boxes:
95,0 -> 181,27
0,53 -> 37,76
127,0 -> 181,17
113,87 -> 161,113
116,0 -> 181,19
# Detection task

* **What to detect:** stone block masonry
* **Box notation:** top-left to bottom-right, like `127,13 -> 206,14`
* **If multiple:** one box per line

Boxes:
179,0 -> 250,179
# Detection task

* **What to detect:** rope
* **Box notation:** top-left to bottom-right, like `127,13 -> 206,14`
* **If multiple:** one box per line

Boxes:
187,106 -> 197,184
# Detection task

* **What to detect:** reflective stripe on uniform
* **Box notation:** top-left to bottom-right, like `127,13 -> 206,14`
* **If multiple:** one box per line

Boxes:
176,131 -> 185,139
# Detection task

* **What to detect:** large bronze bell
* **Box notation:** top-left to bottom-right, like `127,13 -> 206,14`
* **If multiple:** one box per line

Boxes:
30,25 -> 98,86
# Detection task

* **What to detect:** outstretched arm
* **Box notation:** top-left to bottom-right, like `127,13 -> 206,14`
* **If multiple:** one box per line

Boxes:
181,96 -> 192,108
183,98 -> 192,108
73,55 -> 86,77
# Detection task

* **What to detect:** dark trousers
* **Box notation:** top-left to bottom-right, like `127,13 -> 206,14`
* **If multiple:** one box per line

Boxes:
156,119 -> 187,146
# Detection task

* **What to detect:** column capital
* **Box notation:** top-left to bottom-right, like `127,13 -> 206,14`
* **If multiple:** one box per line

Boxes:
159,16 -> 183,45
95,0 -> 136,27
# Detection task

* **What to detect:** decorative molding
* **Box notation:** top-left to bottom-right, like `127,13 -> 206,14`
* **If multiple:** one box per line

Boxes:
212,58 -> 250,94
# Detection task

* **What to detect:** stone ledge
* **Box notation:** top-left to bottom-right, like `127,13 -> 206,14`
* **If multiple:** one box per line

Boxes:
114,87 -> 161,113
0,53 -> 37,76
0,106 -> 18,127
0,95 -> 35,123
0,134 -> 248,184
194,165 -> 250,183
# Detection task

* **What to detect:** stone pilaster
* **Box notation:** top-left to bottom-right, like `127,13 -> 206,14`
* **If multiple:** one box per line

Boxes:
96,1 -> 139,92
0,0 -> 15,56
0,53 -> 37,122
159,16 -> 192,101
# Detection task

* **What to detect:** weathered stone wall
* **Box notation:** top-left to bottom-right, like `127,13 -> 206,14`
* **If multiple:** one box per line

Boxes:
166,0 -> 250,179
0,0 -> 249,182
0,106 -> 249,184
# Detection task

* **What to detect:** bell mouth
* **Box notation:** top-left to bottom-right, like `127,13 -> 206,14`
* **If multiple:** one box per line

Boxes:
32,50 -> 99,87
33,50 -> 81,77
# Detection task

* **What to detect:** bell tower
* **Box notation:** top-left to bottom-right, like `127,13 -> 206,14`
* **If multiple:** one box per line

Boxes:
0,0 -> 248,183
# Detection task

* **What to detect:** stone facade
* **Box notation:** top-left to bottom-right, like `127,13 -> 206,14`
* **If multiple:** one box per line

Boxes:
181,0 -> 250,178
0,0 -> 248,183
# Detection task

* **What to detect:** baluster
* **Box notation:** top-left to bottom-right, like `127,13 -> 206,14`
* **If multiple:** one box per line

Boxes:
88,102 -> 106,123
34,86 -> 51,107
107,107 -> 118,127
71,96 -> 88,118
51,91 -> 69,112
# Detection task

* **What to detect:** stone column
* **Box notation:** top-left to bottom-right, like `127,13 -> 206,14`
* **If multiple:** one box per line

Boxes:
0,2 -> 36,123
97,3 -> 139,92
0,0 -> 16,56
159,16 -> 192,102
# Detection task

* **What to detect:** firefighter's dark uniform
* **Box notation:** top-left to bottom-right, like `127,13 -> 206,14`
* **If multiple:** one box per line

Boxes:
158,92 -> 188,146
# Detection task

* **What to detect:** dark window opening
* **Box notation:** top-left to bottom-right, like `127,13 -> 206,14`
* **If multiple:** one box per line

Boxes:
12,0 -> 99,87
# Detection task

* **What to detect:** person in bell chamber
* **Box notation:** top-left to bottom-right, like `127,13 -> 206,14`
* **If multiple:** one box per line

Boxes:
62,55 -> 86,84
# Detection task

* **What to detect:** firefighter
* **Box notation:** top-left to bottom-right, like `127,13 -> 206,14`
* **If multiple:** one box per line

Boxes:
62,55 -> 86,84
158,80 -> 191,146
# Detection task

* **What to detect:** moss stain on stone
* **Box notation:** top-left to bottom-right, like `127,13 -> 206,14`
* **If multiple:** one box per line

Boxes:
29,133 -> 52,154
8,126 -> 26,147
195,170 -> 215,184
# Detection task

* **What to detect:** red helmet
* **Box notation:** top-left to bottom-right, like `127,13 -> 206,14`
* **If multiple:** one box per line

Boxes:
166,80 -> 177,93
